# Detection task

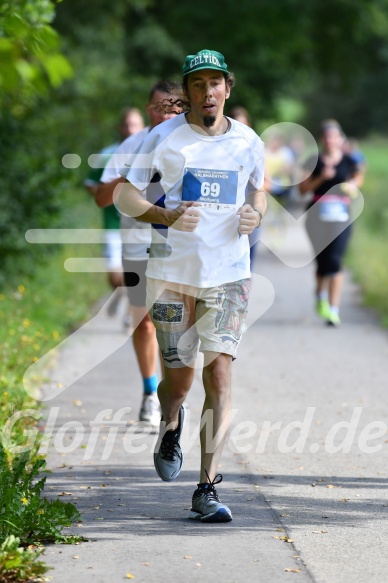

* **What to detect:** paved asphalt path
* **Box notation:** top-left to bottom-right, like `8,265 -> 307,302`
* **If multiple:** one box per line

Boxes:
40,204 -> 388,583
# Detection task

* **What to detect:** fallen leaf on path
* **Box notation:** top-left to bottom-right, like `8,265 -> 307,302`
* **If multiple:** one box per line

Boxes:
58,492 -> 72,496
280,513 -> 288,517
284,568 -> 301,573
73,556 -> 79,559
73,400 -> 82,406
125,574 -> 135,579
183,556 -> 192,559
340,499 -> 349,503
142,563 -> 150,567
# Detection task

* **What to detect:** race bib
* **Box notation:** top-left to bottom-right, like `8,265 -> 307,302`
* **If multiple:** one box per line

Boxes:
182,168 -> 238,210
318,195 -> 350,223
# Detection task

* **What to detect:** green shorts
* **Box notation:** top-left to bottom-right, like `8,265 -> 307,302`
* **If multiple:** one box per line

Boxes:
146,278 -> 251,368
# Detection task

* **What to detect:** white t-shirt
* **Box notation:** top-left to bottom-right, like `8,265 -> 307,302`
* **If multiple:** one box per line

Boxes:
101,128 -> 152,261
124,113 -> 265,287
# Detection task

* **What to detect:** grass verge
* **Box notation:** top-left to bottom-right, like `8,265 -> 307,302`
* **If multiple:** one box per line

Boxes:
347,137 -> 388,326
0,189 -> 108,578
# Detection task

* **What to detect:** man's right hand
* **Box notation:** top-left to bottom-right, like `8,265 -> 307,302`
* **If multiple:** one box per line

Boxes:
168,201 -> 201,231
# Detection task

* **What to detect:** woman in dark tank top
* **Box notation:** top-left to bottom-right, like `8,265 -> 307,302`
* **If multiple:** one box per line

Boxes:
299,119 -> 365,326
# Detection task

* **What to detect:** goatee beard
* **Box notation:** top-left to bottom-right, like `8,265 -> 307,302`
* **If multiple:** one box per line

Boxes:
203,115 -> 216,128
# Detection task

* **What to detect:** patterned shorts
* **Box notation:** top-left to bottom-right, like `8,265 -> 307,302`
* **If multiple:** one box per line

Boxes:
146,278 -> 251,368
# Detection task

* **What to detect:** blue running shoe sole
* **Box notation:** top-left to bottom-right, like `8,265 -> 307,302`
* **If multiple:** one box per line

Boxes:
189,508 -> 233,522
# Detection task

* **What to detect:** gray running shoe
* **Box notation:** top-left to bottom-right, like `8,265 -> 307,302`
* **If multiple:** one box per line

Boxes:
153,405 -> 185,482
189,473 -> 232,523
139,393 -> 160,426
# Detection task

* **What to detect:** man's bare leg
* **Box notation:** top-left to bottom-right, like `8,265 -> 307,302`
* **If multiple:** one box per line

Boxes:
200,352 -> 232,483
157,366 -> 195,429
130,306 -> 158,378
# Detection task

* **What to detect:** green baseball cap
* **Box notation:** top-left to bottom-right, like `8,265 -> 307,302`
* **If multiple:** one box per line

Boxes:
182,49 -> 229,77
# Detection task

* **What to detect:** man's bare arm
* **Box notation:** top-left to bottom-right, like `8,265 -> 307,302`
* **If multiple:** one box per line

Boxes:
237,187 -> 267,234
247,187 -> 267,218
116,181 -> 201,231
94,177 -> 124,208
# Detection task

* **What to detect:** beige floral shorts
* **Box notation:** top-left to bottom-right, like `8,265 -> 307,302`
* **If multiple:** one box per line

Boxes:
146,277 -> 251,368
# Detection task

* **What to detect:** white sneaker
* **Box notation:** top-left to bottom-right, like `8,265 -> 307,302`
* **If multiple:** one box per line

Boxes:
139,393 -> 160,426
122,314 -> 133,335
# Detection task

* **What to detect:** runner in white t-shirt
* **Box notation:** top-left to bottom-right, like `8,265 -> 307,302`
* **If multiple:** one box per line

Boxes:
96,81 -> 183,426
118,50 -> 267,522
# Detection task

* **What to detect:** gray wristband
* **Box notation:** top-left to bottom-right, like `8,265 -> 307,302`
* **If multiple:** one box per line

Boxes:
253,208 -> 263,228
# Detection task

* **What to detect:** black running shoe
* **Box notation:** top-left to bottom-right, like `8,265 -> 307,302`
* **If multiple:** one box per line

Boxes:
153,405 -> 185,482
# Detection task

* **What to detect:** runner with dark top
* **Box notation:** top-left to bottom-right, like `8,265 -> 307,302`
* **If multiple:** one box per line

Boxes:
299,119 -> 364,326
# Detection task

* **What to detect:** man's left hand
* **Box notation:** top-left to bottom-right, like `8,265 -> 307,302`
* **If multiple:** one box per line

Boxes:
237,204 -> 260,234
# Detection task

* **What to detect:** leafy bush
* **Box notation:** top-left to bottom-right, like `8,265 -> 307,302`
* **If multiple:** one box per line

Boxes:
0,107 -> 75,288
0,535 -> 49,583
0,446 -> 82,545
346,138 -> 388,326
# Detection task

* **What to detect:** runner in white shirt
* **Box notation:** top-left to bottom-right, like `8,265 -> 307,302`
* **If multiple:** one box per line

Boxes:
96,81 -> 182,426
118,50 -> 267,522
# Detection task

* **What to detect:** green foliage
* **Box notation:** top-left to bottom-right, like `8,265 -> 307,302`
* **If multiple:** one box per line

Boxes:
0,446 -> 83,544
0,197 -> 107,450
0,0 -> 73,113
0,192 -> 105,573
121,0 -> 388,134
0,107 -> 72,288
0,535 -> 49,583
347,138 -> 388,326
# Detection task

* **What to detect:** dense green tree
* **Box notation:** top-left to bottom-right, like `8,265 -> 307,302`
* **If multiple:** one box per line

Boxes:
122,0 -> 388,134
0,0 -> 74,286
0,0 -> 73,113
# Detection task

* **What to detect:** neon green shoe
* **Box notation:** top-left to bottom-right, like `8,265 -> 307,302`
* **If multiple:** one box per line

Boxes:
316,299 -> 331,320
327,310 -> 341,327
